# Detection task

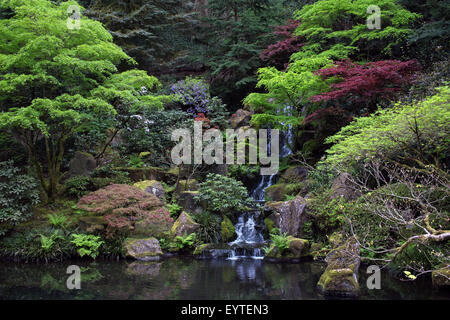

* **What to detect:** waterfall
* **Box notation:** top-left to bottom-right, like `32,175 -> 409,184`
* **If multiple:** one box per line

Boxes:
227,109 -> 294,260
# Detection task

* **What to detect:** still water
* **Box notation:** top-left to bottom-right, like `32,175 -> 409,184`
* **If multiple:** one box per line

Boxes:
0,258 -> 448,300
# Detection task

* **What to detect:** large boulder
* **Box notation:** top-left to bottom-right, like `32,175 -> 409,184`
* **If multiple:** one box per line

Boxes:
330,173 -> 361,201
265,236 -> 310,261
170,211 -> 200,238
265,196 -> 308,237
124,237 -> 163,261
229,109 -> 253,129
317,236 -> 360,297
177,191 -> 203,213
68,151 -> 96,177
134,180 -> 165,201
264,183 -> 287,201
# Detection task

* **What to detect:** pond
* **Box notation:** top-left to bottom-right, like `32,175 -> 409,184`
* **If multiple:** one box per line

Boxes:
0,258 -> 448,300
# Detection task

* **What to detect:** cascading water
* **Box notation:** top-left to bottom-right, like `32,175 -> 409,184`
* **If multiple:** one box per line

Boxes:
227,108 -> 294,260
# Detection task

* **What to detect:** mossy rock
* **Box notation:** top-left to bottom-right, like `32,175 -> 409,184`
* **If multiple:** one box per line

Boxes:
177,191 -> 202,213
317,268 -> 359,297
265,237 -> 310,260
124,237 -> 162,261
170,211 -> 200,239
193,243 -> 214,255
221,217 -> 236,243
133,180 -> 165,201
432,266 -> 450,287
264,183 -> 287,201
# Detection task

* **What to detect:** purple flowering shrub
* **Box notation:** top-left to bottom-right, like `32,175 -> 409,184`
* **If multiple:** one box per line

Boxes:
170,77 -> 211,115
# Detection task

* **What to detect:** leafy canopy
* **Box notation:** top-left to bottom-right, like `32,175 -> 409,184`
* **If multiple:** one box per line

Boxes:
319,86 -> 450,171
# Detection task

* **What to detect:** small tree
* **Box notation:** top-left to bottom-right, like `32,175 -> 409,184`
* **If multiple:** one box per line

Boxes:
195,173 -> 253,215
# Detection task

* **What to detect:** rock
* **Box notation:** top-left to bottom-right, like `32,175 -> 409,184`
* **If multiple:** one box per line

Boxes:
432,266 -> 450,287
281,166 -> 308,183
317,237 -> 360,297
192,243 -> 232,259
170,211 -> 200,238
175,179 -> 198,194
177,191 -> 202,213
134,180 -> 165,201
264,183 -> 287,201
126,261 -> 161,277
68,151 -> 96,177
265,196 -> 308,237
221,217 -> 236,243
124,237 -> 162,261
330,173 -> 361,201
265,236 -> 310,261
229,109 -> 253,129
133,207 -> 173,238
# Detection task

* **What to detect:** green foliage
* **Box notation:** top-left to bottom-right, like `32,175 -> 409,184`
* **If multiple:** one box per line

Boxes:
193,0 -> 300,106
174,232 -> 197,250
320,86 -> 450,171
221,217 -> 236,243
40,231 -> 64,252
78,0 -> 196,73
64,175 -> 92,198
0,161 -> 40,234
293,0 -> 420,58
120,109 -> 191,167
191,211 -> 222,244
71,233 -> 103,259
307,191 -> 348,240
0,0 -> 171,201
47,213 -> 69,229
165,202 -> 183,219
160,232 -> 198,252
195,173 -> 253,214
245,0 -> 421,155
264,230 -> 291,254
126,154 -> 145,168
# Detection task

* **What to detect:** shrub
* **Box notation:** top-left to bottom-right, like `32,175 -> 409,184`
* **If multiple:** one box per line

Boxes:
195,174 -> 253,214
76,184 -> 173,238
0,161 -> 40,235
171,77 -> 210,115
64,175 -> 92,198
47,213 -> 69,229
320,86 -> 450,172
71,234 -> 104,259
191,211 -> 222,244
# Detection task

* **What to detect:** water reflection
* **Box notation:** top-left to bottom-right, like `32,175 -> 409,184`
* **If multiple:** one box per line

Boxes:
0,258 -> 448,300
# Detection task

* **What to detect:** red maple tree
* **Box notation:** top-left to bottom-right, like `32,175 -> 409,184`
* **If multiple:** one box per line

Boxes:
311,59 -> 421,110
260,20 -> 304,69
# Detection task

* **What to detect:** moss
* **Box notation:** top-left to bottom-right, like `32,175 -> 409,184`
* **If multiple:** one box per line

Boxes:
317,268 -> 359,294
193,243 -> 212,255
264,218 -> 275,234
264,183 -> 287,201
133,180 -> 159,190
221,217 -> 236,243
